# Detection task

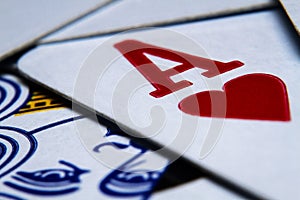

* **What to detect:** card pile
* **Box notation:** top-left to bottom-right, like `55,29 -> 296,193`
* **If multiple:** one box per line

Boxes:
0,1 -> 299,199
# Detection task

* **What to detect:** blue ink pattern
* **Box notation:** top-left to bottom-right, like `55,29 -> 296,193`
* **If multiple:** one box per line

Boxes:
0,192 -> 25,200
0,142 -> 7,159
4,160 -> 89,196
0,127 -> 37,178
0,74 -> 90,197
0,73 -> 164,199
98,128 -> 164,199
0,76 -> 30,121
100,153 -> 163,200
94,128 -> 147,153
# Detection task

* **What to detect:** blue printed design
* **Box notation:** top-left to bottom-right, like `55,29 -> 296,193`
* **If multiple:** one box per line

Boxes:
0,73 -> 165,199
0,115 -> 84,180
28,116 -> 84,135
0,142 -> 7,159
0,192 -> 25,200
94,128 -> 147,153
0,74 -> 91,197
0,77 -> 30,121
99,128 -> 164,199
4,160 -> 89,196
0,86 -> 7,105
0,135 -> 19,173
0,127 -> 37,178
100,153 -> 163,199
100,169 -> 162,199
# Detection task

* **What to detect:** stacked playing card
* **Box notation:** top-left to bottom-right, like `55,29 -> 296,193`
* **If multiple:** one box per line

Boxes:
1,0 -> 299,199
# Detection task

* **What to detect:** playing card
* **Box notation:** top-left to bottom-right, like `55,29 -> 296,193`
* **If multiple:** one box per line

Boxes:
0,72 -> 247,199
279,0 -> 300,35
41,0 -> 277,43
17,9 -> 300,199
0,0 -> 110,62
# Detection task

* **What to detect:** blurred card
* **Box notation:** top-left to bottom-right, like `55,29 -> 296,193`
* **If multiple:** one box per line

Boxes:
41,0 -> 276,43
0,0 -> 110,62
279,0 -> 300,35
18,9 -> 300,199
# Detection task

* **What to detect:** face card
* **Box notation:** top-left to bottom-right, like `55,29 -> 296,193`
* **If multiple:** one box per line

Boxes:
0,72 -> 166,199
18,9 -> 300,199
0,72 -> 244,199
279,0 -> 300,35
0,0 -> 110,62
41,0 -> 276,43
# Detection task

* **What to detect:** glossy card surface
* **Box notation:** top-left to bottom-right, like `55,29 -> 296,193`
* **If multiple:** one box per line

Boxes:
18,10 -> 300,199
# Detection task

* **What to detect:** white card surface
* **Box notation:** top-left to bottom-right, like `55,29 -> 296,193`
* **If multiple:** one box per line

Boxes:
152,179 -> 245,200
41,0 -> 276,43
0,0 -> 110,61
0,73 -> 242,199
279,0 -> 300,35
18,10 -> 300,199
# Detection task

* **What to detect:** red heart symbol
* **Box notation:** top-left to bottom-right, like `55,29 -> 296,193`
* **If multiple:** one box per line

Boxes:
178,73 -> 290,121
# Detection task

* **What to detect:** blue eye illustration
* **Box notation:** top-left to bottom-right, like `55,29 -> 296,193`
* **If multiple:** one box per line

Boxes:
100,168 -> 162,199
97,128 -> 163,199
4,160 -> 89,196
